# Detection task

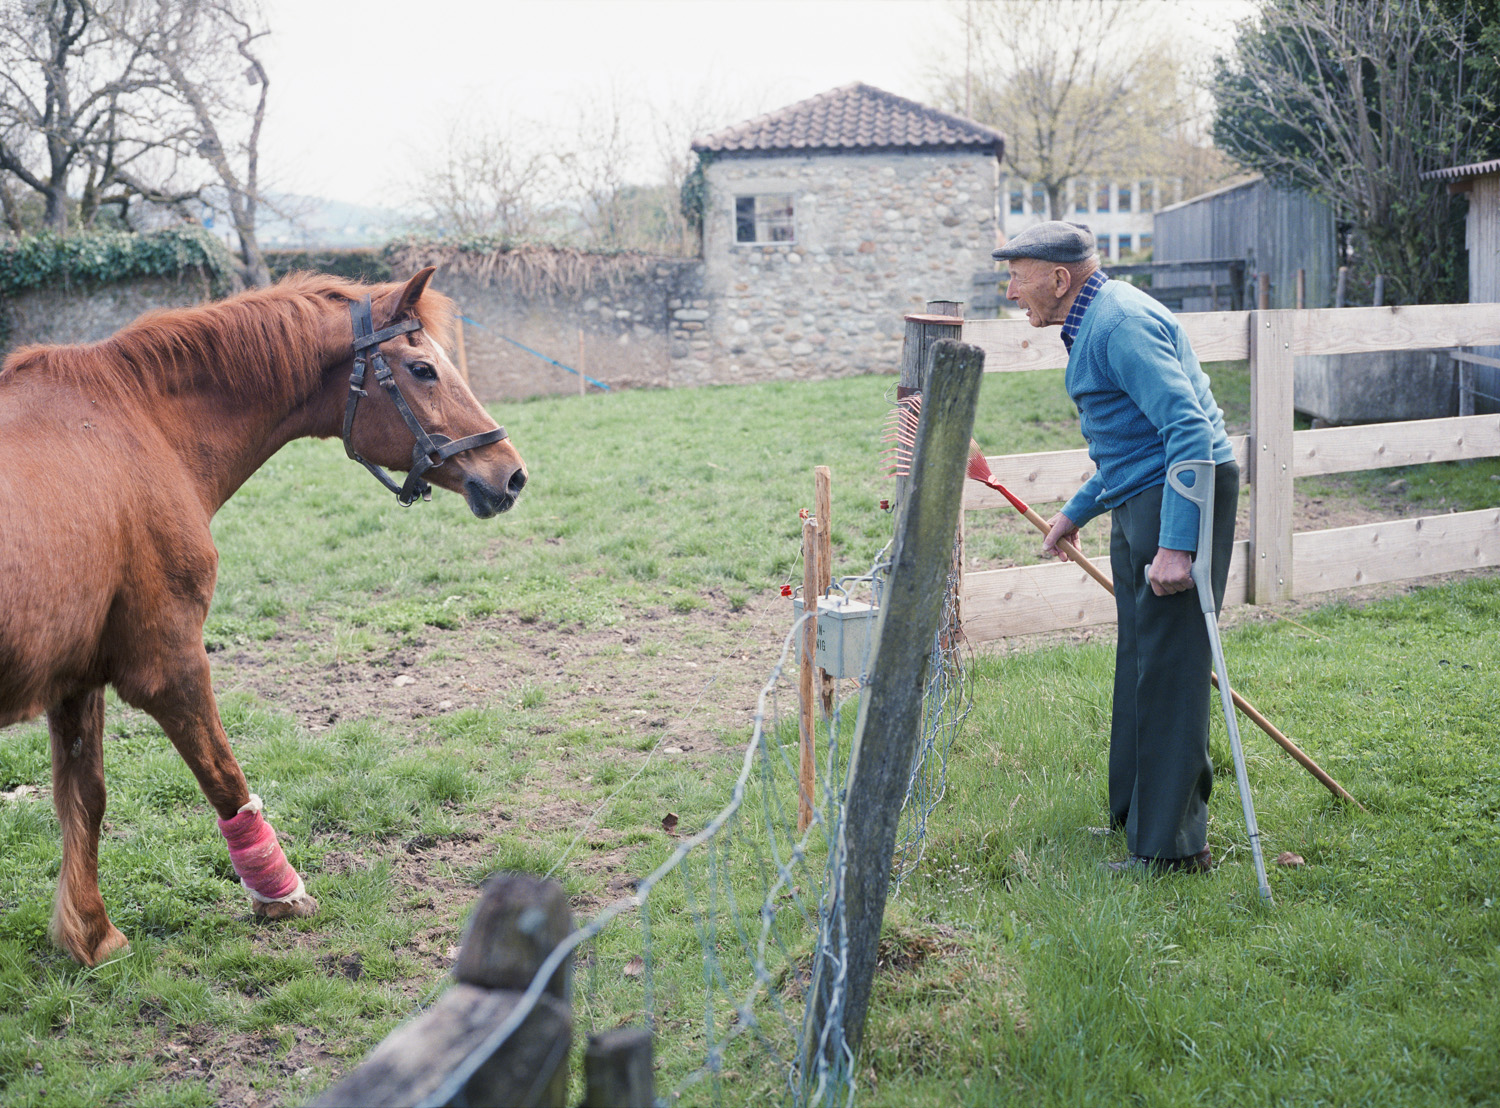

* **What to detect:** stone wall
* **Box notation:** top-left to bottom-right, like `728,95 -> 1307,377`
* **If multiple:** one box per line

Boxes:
0,272 -> 216,351
428,259 -> 700,402
680,149 -> 1000,386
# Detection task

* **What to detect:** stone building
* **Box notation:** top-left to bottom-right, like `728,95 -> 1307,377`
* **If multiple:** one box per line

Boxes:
679,83 -> 1004,386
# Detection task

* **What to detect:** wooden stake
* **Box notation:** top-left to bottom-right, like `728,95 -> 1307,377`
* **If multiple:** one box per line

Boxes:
814,467 -> 834,716
1257,272 -> 1271,311
578,328 -> 587,397
1296,268 -> 1305,310
453,311 -> 470,387
798,517 -> 819,835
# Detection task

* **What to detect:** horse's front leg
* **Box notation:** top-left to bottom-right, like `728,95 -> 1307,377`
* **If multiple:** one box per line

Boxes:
48,688 -> 131,967
128,653 -> 318,923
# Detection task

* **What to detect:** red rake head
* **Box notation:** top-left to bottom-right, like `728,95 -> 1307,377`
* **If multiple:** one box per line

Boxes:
880,392 -> 922,477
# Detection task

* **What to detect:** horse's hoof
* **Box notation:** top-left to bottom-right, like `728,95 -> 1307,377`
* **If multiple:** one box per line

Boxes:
70,925 -> 130,968
253,893 -> 319,920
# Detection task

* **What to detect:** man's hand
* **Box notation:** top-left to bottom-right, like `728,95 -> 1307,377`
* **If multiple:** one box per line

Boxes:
1041,512 -> 1079,562
1147,547 -> 1195,596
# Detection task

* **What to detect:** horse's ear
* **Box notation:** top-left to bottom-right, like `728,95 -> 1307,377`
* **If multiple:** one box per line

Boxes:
379,267 -> 437,324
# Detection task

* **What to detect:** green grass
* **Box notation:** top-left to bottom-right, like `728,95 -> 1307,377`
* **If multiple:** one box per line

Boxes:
1,370 -> 1497,1107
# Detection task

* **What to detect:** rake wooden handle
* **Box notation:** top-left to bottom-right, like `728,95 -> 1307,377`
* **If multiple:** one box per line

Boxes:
1002,480 -> 1366,811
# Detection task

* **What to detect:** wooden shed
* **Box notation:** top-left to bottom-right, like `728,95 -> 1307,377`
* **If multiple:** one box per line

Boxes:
1151,175 -> 1335,311
1422,157 -> 1500,415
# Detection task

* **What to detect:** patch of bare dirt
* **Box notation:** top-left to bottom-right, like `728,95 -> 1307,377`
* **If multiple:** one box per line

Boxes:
211,589 -> 788,744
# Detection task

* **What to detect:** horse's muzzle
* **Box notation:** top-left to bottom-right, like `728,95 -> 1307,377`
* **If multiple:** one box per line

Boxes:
464,467 -> 527,518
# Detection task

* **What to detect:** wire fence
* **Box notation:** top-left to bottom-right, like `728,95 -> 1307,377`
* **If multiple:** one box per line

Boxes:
407,530 -> 972,1107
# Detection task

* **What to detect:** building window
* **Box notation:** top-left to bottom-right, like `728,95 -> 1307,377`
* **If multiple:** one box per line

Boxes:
1098,233 -> 1112,258
735,194 -> 795,243
1009,182 -> 1025,215
1118,234 -> 1133,255
1140,181 -> 1155,211
1031,183 -> 1048,218
1074,181 -> 1088,214
1139,233 -> 1152,253
1119,184 -> 1132,212
1096,182 -> 1112,212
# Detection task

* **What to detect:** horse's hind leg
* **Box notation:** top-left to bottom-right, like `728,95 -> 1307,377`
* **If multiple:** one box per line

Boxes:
48,688 -> 130,967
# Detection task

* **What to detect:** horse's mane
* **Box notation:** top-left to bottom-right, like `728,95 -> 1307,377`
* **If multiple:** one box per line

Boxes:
0,272 -> 455,408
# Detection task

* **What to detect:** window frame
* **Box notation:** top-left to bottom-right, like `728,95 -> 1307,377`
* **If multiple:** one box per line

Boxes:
734,193 -> 797,245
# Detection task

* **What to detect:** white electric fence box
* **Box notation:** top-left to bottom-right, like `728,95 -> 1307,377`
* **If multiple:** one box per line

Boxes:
792,595 -> 878,679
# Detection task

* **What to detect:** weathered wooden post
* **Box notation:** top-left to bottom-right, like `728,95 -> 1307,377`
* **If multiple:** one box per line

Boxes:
1296,268 -> 1306,309
1335,265 -> 1348,309
1249,309 -> 1295,604
581,1027 -> 654,1108
1258,272 -> 1271,311
454,312 -> 471,386
807,338 -> 985,1071
798,515 -> 820,834
814,466 -> 835,715
308,873 -> 574,1108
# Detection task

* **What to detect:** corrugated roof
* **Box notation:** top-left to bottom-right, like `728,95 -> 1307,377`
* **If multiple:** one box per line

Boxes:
691,82 -> 1004,157
1421,157 -> 1500,182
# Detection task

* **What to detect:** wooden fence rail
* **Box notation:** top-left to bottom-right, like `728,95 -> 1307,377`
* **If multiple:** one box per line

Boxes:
958,303 -> 1500,641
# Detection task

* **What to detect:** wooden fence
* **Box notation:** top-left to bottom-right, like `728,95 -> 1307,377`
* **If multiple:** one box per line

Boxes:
956,303 -> 1500,642
307,873 -> 652,1108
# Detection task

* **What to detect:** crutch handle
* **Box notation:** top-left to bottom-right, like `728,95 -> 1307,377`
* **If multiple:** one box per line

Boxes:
1165,459 -> 1217,614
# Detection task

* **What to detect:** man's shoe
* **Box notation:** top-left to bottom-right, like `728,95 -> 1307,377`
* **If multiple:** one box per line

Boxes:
1102,847 -> 1212,875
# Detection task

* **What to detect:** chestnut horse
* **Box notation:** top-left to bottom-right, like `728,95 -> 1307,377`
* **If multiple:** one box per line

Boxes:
0,268 -> 527,966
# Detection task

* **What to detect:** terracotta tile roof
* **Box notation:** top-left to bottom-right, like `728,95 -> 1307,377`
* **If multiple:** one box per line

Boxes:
691,82 -> 1004,158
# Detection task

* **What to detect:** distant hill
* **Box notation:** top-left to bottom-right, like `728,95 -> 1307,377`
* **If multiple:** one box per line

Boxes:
252,195 -> 415,248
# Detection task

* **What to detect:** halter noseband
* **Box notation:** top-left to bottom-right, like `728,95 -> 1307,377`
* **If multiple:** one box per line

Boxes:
342,295 -> 508,506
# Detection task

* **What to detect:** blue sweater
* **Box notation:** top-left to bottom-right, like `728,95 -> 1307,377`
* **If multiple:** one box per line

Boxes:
1060,280 -> 1234,551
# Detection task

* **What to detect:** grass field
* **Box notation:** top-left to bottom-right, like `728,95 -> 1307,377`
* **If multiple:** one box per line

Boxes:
1,367 -> 1498,1107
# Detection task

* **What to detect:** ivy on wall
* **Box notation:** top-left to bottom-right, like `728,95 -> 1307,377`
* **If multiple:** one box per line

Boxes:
0,227 -> 237,300
265,248 -> 391,284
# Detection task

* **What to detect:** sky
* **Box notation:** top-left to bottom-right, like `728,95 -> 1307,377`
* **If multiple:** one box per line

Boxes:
256,0 -> 1257,212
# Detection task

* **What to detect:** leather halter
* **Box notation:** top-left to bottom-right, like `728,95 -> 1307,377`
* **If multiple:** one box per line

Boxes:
341,296 -> 507,506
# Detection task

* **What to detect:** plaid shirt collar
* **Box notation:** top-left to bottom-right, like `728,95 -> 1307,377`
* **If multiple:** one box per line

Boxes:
1060,268 -> 1109,352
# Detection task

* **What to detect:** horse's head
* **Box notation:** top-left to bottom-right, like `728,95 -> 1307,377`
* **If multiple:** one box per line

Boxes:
344,268 -> 527,517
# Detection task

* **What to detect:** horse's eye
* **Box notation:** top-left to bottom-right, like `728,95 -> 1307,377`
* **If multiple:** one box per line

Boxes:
409,361 -> 438,381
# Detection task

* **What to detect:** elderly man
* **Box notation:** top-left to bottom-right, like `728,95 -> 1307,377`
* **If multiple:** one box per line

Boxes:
996,221 -> 1238,873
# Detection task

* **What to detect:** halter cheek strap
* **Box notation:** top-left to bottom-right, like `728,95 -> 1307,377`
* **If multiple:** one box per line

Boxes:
342,295 -> 509,506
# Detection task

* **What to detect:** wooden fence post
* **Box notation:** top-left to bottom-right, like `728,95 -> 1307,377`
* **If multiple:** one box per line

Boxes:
814,466 -> 834,715
1335,266 -> 1348,309
1258,272 -> 1271,311
1249,311 -> 1295,604
798,517 -> 819,834
454,312 -> 470,387
810,339 -> 985,1065
581,1028 -> 654,1108
308,873 -> 574,1108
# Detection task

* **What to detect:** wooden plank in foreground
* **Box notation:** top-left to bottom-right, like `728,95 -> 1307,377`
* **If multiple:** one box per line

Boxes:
1293,509 -> 1500,595
1293,415 -> 1500,478
960,541 -> 1252,642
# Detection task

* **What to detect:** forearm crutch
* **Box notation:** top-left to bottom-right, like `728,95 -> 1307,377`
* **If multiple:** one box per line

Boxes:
1156,459 -> 1273,903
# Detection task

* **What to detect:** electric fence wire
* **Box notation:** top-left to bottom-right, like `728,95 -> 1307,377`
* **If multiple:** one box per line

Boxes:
417,544 -> 968,1108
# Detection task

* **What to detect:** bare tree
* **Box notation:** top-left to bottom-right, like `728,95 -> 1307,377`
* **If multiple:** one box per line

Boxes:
929,0 -> 1210,219
560,81 -> 641,250
0,0 -> 184,233
106,0 -> 274,285
404,116 -> 561,240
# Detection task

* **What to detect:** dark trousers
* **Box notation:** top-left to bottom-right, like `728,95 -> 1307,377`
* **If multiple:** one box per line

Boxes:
1108,461 -> 1239,859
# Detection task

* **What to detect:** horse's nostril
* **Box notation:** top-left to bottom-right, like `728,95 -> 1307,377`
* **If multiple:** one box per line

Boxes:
509,469 -> 527,496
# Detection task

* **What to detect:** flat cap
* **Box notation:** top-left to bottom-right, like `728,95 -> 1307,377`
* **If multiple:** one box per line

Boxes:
992,221 -> 1097,263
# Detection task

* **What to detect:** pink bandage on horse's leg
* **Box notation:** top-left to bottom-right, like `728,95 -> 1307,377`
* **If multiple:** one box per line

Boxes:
217,794 -> 305,904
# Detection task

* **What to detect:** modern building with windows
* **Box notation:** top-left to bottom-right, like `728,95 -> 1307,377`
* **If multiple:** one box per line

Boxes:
1002,176 -> 1184,261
